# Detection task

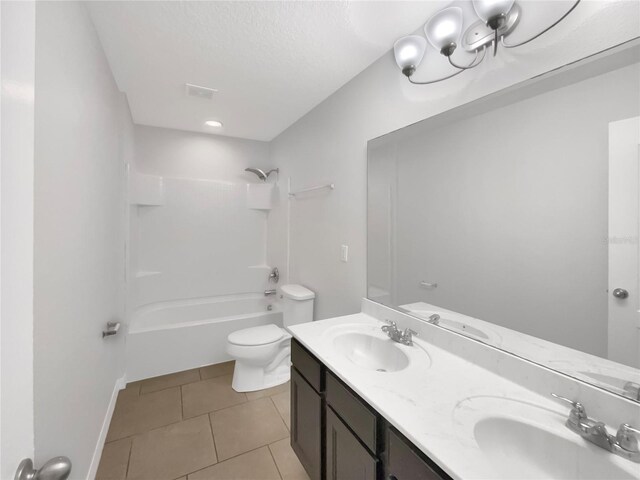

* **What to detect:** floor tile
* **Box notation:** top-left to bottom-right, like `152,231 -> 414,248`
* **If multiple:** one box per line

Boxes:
271,391 -> 290,429
188,446 -> 280,480
210,397 -> 289,461
269,438 -> 310,480
95,438 -> 131,480
199,361 -> 234,380
106,387 -> 182,442
118,383 -> 141,402
139,369 -> 201,394
245,381 -> 289,401
182,375 -> 247,418
128,416 -> 217,480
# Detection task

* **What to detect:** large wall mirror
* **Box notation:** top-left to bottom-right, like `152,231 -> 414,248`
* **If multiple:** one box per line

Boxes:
367,40 -> 640,402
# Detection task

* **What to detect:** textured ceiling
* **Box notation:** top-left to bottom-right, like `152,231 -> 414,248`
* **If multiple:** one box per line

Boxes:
87,1 -> 446,141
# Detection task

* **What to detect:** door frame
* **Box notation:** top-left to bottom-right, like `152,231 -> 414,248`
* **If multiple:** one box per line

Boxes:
0,2 -> 36,477
607,116 -> 640,367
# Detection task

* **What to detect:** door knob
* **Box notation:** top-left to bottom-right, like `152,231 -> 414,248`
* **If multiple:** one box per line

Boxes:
613,288 -> 629,299
15,457 -> 71,480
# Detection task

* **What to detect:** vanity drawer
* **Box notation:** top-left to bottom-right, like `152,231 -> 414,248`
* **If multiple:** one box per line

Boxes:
326,371 -> 379,453
291,338 -> 323,393
386,427 -> 450,480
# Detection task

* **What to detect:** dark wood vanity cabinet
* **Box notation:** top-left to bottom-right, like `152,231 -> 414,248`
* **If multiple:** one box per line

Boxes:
385,427 -> 450,480
291,367 -> 323,480
291,338 -> 450,480
326,407 -> 379,480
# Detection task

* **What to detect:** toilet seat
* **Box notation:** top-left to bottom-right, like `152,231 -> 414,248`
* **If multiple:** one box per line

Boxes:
227,324 -> 285,346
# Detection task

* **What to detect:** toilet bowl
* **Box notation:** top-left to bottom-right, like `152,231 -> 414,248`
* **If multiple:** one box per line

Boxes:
227,284 -> 315,392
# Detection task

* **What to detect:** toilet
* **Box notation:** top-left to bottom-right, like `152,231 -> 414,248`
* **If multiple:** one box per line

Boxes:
227,284 -> 315,392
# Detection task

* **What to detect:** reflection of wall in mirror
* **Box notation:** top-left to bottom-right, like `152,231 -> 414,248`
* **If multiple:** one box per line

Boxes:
367,142 -> 397,306
382,62 -> 639,362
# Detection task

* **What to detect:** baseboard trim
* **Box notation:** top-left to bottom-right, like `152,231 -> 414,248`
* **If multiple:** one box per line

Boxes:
86,374 -> 126,480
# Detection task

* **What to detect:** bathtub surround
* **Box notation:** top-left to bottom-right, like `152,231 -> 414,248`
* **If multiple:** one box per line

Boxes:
126,125 -> 281,380
128,125 -> 274,309
266,1 -> 640,321
33,2 -> 133,479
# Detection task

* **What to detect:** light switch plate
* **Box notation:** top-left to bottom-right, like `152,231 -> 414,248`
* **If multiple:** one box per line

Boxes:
341,245 -> 348,262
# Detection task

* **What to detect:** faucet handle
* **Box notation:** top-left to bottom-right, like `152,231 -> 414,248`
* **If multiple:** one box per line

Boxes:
617,424 -> 640,452
383,319 -> 397,327
551,393 -> 587,419
403,328 -> 418,337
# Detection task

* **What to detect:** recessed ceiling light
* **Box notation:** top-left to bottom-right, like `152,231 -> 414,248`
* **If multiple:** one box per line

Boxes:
204,120 -> 223,128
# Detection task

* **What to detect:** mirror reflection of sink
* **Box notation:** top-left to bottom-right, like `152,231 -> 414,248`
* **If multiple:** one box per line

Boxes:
454,396 -> 638,480
578,372 -> 640,400
408,309 -> 492,341
333,332 -> 410,372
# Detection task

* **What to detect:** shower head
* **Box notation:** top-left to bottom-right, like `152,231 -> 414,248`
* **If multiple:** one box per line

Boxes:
244,168 -> 279,182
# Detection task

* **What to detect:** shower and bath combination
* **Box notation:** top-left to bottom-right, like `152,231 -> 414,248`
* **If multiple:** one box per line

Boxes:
245,167 -> 279,182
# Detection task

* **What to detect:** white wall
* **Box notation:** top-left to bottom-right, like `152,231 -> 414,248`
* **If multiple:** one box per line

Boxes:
33,3 -> 132,478
267,0 -> 640,320
130,126 -> 273,309
374,63 -> 638,357
0,2 -> 36,478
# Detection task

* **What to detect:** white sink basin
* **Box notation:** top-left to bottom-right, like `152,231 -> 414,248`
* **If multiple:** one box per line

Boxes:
454,396 -> 638,479
475,417 -> 635,479
333,332 -> 410,372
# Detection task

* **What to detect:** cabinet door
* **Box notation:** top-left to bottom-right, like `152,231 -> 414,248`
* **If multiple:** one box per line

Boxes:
291,367 -> 323,480
386,428 -> 450,480
326,407 -> 378,480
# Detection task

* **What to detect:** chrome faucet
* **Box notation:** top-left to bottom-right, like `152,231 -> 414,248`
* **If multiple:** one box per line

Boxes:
427,314 -> 440,325
381,320 -> 418,346
552,393 -> 640,463
269,267 -> 279,283
264,289 -> 277,296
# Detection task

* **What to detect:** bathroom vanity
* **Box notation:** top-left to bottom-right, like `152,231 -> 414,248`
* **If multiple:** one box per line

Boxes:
288,303 -> 640,480
290,338 -> 449,480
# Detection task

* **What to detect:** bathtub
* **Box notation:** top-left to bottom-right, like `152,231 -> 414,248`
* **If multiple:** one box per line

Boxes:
126,294 -> 282,382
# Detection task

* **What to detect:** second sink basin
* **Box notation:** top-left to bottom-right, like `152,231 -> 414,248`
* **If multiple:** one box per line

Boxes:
333,332 -> 410,372
454,396 -> 638,479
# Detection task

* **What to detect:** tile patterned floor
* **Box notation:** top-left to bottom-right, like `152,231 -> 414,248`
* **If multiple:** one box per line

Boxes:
96,362 -> 309,480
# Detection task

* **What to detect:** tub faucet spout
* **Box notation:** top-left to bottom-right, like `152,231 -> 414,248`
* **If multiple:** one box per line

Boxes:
264,289 -> 277,296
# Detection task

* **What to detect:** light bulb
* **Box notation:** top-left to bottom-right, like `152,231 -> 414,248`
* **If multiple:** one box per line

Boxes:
424,7 -> 463,57
472,0 -> 515,28
393,35 -> 427,77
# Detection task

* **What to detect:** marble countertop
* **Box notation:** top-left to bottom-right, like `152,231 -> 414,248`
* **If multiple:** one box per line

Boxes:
288,312 -> 638,480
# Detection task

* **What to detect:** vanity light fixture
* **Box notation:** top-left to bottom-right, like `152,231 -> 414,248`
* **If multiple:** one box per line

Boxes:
394,0 -> 581,85
204,120 -> 223,128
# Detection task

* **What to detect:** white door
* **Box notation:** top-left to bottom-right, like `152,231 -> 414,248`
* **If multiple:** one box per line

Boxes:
0,2 -> 36,478
608,116 -> 640,368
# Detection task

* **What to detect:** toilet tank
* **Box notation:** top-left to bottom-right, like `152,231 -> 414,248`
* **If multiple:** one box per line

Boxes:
280,284 -> 315,327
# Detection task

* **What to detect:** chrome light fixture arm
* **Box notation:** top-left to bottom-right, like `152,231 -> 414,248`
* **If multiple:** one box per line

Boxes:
448,46 -> 487,70
408,47 -> 486,85
407,68 -> 464,85
501,0 -> 581,49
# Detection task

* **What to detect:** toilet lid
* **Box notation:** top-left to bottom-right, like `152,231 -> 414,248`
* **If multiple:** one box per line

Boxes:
228,324 -> 285,346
